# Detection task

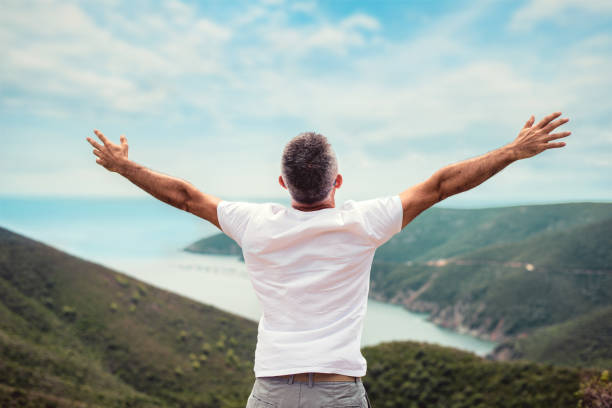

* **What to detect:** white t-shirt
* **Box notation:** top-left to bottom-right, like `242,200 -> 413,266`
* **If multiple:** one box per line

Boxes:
217,195 -> 403,377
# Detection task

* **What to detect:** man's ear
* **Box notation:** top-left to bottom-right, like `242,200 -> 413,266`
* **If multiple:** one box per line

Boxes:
279,175 -> 287,189
334,174 -> 343,189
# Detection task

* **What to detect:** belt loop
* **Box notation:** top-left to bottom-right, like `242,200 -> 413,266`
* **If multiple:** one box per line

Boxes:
308,372 -> 314,388
288,374 -> 295,384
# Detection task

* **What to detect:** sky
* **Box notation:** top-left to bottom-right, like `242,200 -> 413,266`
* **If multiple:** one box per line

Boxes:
1,0 -> 611,207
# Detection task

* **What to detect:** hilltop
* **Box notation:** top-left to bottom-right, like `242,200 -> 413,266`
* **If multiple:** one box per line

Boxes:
376,202 -> 612,262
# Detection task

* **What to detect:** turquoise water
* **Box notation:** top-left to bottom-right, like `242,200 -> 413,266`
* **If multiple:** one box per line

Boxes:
0,196 -> 497,355
0,196 -> 217,258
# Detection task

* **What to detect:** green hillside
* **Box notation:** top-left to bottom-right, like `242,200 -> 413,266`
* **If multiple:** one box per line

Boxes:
492,306 -> 612,370
371,263 -> 610,338
376,202 -> 612,263
0,226 -> 258,407
361,341 -> 583,408
454,217 -> 612,269
185,233 -> 241,258
0,226 -> 605,407
370,215 -> 612,339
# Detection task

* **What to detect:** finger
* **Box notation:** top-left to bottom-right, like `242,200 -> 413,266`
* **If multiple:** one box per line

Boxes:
93,149 -> 104,158
545,142 -> 566,149
542,117 -> 569,133
94,129 -> 111,146
523,115 -> 535,129
86,137 -> 104,150
120,134 -> 128,146
544,131 -> 571,142
96,158 -> 104,165
535,112 -> 562,129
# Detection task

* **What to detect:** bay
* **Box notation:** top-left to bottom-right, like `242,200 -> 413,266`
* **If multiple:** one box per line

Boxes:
0,196 -> 497,355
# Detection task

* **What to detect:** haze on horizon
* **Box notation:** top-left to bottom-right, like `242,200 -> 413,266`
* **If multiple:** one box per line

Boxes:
1,0 -> 611,208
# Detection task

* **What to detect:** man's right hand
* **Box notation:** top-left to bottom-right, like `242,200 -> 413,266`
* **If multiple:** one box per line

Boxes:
399,111 -> 572,229
506,112 -> 571,160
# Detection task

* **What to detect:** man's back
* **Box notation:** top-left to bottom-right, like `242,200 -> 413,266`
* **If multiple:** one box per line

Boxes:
217,195 -> 403,377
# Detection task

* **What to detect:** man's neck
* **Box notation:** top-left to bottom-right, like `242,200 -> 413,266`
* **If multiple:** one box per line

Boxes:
291,198 -> 335,212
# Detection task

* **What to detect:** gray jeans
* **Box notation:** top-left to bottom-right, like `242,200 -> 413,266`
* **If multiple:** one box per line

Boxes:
246,374 -> 373,408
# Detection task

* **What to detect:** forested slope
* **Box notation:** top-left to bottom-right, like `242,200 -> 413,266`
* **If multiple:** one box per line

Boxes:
0,226 -> 258,407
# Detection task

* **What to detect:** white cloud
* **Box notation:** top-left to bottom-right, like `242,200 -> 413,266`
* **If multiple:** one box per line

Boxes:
256,13 -> 381,56
291,1 -> 317,14
233,6 -> 269,26
340,13 -> 380,31
0,0 -> 231,114
509,0 -> 612,30
261,0 -> 285,5
164,0 -> 196,26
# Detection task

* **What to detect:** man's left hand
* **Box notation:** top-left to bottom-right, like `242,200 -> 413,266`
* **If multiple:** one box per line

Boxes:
86,130 -> 130,173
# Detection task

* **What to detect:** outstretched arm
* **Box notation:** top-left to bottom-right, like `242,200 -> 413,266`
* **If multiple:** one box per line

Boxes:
86,130 -> 221,230
399,112 -> 571,229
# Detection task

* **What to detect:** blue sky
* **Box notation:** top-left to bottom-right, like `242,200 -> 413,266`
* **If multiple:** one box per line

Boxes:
1,0 -> 611,207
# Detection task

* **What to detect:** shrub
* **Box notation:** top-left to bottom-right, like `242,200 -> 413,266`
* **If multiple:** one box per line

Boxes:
42,297 -> 54,309
577,370 -> 612,408
225,348 -> 240,367
178,330 -> 188,342
130,290 -> 140,304
201,343 -> 212,354
62,305 -> 76,321
136,283 -> 148,296
114,275 -> 129,288
216,334 -> 227,350
109,302 -> 118,312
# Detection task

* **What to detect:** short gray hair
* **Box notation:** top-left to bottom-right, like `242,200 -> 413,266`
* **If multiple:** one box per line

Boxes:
281,132 -> 338,204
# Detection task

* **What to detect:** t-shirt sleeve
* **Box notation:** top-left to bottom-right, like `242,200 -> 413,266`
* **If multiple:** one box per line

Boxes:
354,195 -> 403,247
216,201 -> 261,247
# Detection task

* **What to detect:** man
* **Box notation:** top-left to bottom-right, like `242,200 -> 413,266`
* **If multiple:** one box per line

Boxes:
86,112 -> 570,407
